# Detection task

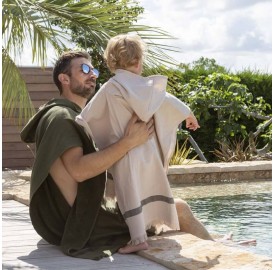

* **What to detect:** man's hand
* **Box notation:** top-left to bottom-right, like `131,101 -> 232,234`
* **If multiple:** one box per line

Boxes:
185,113 -> 200,131
59,114 -> 154,183
61,115 -> 154,182
124,114 -> 154,149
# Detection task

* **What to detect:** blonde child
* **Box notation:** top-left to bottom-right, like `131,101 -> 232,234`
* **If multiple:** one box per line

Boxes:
76,34 -> 199,253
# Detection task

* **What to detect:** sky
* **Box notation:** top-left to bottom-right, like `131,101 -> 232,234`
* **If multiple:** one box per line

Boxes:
17,0 -> 272,73
136,0 -> 272,72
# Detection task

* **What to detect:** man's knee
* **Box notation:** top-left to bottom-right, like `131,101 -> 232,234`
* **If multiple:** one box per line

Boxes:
174,198 -> 193,219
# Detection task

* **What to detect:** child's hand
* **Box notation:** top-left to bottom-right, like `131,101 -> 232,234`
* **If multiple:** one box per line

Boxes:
185,113 -> 200,131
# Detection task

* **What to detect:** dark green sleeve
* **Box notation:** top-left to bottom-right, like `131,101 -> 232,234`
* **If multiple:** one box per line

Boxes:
30,108 -> 84,200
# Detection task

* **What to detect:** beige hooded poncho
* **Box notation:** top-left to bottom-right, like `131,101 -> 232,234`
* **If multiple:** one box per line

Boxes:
76,69 -> 191,244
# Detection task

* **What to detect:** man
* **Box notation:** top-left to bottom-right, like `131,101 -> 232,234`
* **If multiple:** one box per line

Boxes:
21,50 -> 213,260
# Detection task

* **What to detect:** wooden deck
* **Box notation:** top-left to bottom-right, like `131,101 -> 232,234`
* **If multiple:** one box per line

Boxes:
2,200 -> 169,270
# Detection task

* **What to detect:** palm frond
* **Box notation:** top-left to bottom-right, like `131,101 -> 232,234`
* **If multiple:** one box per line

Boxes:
2,48 -> 35,125
2,0 -> 181,122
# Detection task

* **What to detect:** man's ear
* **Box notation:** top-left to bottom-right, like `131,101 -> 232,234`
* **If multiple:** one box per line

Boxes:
58,74 -> 70,85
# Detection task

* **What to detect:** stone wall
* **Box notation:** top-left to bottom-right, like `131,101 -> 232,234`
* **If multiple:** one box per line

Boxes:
168,161 -> 272,184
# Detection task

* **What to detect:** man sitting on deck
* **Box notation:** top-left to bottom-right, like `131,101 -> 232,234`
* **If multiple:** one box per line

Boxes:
20,50 -> 252,260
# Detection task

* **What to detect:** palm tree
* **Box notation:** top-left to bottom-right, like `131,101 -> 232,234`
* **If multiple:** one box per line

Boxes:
2,0 -> 178,124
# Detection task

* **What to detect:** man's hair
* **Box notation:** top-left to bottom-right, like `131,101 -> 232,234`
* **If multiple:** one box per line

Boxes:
53,50 -> 91,94
104,34 -> 146,73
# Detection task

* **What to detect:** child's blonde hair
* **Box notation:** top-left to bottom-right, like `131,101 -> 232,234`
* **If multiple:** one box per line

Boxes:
104,34 -> 146,73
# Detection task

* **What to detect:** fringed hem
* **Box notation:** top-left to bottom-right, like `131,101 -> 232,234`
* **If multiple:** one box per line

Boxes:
128,234 -> 148,245
128,219 -> 179,245
147,219 -> 180,235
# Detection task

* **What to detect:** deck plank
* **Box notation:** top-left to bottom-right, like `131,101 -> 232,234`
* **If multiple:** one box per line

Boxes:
2,200 -> 169,270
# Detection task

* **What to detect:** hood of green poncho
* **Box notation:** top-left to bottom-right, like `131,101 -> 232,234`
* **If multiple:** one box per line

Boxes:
21,98 -> 82,143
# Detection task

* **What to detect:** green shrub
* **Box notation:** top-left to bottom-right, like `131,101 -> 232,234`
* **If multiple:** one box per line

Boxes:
169,138 -> 198,165
213,138 -> 253,162
173,72 -> 271,161
234,69 -> 272,112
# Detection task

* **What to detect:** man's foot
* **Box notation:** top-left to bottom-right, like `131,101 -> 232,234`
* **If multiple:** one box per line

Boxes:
221,232 -> 234,241
215,231 -> 233,243
118,242 -> 149,254
237,239 -> 257,246
216,232 -> 257,246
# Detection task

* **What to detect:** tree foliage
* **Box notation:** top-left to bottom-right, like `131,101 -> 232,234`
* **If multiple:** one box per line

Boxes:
56,0 -> 145,86
2,0 -> 177,123
178,72 -> 271,160
235,69 -> 272,111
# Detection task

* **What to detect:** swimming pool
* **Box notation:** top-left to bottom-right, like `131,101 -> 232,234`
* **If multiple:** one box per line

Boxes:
171,181 -> 272,257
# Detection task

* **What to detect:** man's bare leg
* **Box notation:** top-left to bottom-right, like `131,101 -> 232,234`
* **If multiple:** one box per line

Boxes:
175,198 -> 214,241
175,199 -> 257,245
118,242 -> 149,254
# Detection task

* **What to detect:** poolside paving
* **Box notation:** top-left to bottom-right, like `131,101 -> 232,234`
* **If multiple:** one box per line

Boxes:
168,160 -> 272,184
2,162 -> 272,270
2,200 -> 169,270
138,233 -> 272,270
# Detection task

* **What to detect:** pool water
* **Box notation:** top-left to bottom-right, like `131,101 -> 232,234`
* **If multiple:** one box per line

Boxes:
171,181 -> 272,257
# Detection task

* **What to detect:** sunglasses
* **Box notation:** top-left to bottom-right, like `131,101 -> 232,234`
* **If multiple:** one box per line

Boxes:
81,64 -> 99,78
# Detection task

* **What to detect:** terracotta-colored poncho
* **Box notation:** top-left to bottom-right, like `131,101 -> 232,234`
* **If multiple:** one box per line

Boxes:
76,69 -> 191,244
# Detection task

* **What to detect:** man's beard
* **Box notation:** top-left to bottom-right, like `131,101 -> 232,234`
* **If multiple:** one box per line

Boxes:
71,81 -> 96,99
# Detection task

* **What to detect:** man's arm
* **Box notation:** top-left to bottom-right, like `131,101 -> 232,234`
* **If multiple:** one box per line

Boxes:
61,115 -> 154,182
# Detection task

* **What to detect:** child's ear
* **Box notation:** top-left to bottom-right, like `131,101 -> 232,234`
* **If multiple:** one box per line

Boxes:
58,74 -> 70,85
136,60 -> 141,68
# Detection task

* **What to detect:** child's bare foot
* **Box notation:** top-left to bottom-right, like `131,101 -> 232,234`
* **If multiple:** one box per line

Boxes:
118,241 -> 149,254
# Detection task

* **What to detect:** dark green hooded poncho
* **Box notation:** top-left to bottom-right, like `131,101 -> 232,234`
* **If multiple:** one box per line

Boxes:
20,98 -> 130,260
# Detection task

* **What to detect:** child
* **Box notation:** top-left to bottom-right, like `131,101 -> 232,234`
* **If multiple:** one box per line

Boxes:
76,34 -> 200,254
